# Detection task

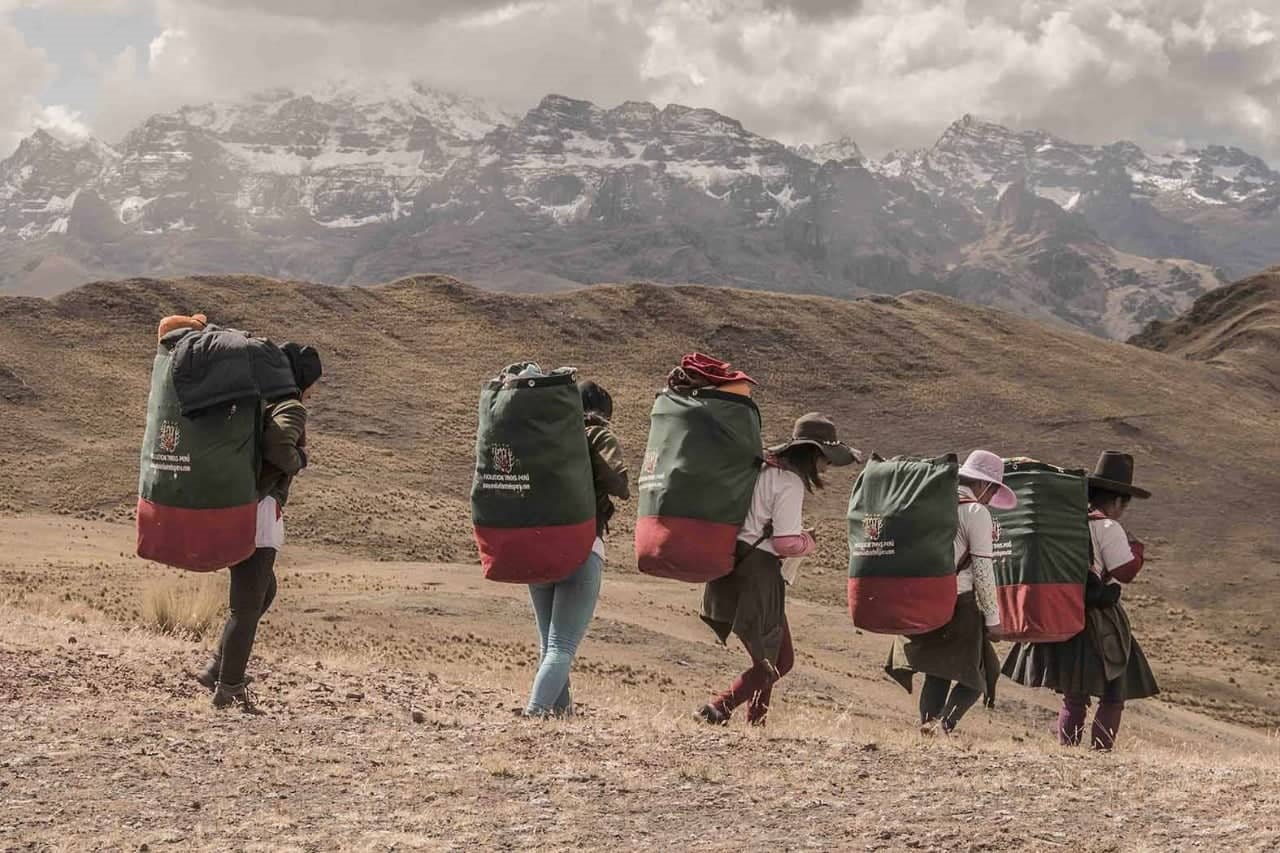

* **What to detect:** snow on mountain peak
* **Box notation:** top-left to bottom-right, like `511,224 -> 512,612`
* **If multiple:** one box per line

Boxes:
794,137 -> 864,165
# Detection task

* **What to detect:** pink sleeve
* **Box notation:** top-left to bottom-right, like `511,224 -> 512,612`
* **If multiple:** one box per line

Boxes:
1107,540 -> 1145,584
772,533 -> 816,558
767,471 -> 812,556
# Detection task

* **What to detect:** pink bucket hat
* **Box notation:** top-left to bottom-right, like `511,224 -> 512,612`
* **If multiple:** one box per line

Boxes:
959,450 -> 1018,510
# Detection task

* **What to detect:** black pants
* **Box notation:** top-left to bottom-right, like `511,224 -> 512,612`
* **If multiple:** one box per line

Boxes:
215,548 -> 278,685
920,675 -> 981,731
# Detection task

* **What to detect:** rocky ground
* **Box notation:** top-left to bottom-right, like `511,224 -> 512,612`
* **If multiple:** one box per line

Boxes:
2,516 -> 1277,852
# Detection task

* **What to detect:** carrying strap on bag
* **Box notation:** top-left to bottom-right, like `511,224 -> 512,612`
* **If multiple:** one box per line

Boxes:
956,496 -> 978,574
735,523 -> 775,568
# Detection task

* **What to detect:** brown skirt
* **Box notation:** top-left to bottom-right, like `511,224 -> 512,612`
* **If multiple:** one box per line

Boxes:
700,542 -> 786,666
885,591 -> 1000,703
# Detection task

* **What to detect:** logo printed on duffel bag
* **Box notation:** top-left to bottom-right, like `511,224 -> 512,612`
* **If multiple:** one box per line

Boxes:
150,420 -> 192,475
158,421 -> 181,453
854,513 -> 895,556
478,444 -> 530,496
639,450 -> 662,488
992,518 -> 1012,559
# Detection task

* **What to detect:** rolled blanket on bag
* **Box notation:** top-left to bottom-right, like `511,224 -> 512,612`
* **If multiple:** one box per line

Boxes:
990,460 -> 1090,643
847,455 -> 960,635
471,363 -> 597,583
635,382 -> 762,582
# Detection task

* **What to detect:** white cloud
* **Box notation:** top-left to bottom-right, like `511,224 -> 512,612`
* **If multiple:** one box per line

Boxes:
0,13 -> 56,155
7,0 -> 1280,166
33,102 -> 90,139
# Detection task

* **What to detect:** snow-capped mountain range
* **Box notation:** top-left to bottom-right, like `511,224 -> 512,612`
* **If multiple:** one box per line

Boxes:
3,82 -> 1273,337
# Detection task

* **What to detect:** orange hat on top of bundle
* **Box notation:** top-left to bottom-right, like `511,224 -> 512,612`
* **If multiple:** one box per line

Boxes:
157,313 -> 207,342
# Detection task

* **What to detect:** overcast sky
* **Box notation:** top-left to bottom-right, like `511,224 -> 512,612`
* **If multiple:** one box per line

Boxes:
3,0 -> 1279,164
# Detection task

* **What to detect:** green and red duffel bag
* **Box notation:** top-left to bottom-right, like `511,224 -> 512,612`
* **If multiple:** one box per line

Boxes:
471,364 -> 596,583
990,459 -> 1089,643
137,322 -> 297,571
847,455 -> 959,635
136,341 -> 262,571
635,387 -> 762,582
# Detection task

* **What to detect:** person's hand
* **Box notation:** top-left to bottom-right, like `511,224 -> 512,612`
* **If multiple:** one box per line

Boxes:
298,448 -> 309,470
803,527 -> 817,542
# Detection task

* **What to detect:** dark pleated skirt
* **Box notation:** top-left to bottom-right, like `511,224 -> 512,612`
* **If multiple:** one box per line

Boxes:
700,542 -> 786,666
1003,602 -> 1159,701
885,591 -> 1000,702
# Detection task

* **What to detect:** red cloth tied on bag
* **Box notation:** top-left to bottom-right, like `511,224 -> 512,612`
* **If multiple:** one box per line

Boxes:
667,353 -> 756,391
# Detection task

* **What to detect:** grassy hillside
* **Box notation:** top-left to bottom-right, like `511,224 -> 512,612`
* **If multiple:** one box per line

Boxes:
1133,267 -> 1280,392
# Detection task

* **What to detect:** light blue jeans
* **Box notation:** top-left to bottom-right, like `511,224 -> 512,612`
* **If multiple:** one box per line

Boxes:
526,551 -> 603,716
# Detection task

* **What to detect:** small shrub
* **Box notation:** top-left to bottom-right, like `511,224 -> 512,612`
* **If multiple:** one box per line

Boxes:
142,577 -> 225,640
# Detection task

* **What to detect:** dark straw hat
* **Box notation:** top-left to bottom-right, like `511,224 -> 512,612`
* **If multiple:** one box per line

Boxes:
768,413 -> 862,467
1087,451 -> 1151,500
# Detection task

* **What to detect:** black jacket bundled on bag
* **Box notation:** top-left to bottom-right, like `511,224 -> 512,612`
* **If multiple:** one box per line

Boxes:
169,325 -> 297,415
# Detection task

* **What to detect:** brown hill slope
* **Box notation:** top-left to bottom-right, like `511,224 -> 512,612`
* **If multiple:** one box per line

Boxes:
2,275 -> 1279,725
1132,267 -> 1280,392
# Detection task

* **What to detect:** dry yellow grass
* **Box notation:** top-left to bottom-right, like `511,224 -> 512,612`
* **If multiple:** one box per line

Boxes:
140,575 -> 225,640
1,517 -> 1279,850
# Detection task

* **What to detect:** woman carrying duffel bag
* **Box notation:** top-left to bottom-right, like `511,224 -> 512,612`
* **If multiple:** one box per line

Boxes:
696,414 -> 859,727
885,449 -> 1015,736
196,341 -> 323,715
1002,451 -> 1159,750
470,363 -> 629,718
522,380 -> 630,718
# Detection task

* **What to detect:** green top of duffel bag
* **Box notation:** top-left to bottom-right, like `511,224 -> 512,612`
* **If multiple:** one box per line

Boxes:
847,455 -> 959,580
637,387 -> 762,525
138,345 -> 260,511
992,459 -> 1090,587
471,365 -> 595,529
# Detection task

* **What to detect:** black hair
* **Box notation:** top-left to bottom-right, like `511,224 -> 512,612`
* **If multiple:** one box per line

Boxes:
1088,486 -> 1131,510
579,380 -> 614,420
959,475 -> 994,500
777,444 -> 824,493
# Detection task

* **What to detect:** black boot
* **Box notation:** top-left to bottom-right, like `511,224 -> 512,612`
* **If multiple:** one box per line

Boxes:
196,657 -> 252,692
694,704 -> 730,726
212,681 -> 263,715
195,656 -> 220,691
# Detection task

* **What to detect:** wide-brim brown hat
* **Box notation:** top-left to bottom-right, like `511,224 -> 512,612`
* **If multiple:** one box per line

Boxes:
768,413 -> 862,467
1087,451 -> 1151,500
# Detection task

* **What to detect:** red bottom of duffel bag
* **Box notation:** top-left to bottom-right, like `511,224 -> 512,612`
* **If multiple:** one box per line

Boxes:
475,519 -> 597,584
635,515 -> 741,583
136,497 -> 258,572
848,575 -> 958,635
996,583 -> 1084,643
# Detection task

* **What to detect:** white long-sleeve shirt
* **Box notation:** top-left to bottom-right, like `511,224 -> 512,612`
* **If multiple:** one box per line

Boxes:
737,464 -> 816,558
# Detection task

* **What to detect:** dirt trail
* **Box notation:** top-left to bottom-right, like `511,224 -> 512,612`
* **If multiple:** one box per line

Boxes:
2,516 -> 1278,852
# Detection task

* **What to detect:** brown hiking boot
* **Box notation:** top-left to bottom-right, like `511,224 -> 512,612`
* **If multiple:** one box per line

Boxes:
212,681 -> 263,716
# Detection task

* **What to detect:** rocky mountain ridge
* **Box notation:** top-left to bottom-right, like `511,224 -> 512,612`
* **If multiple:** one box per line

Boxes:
1,85 -> 1257,337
